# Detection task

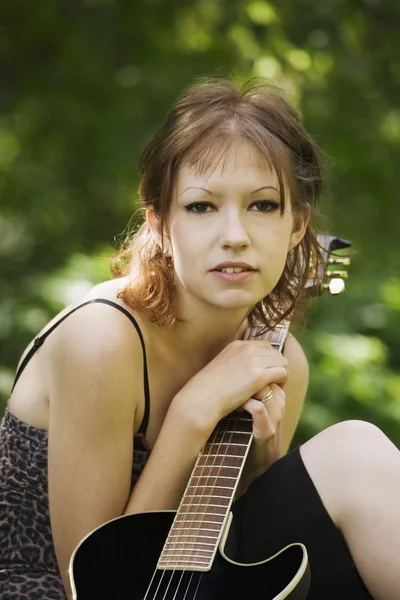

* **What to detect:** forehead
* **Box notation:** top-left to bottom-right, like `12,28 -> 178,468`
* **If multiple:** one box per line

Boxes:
175,141 -> 279,191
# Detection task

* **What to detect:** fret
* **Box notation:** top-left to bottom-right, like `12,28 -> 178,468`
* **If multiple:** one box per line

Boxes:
203,443 -> 247,454
191,475 -> 237,481
176,510 -> 225,517
160,551 -> 213,558
181,498 -> 229,506
181,502 -> 228,510
220,415 -> 252,423
194,464 -> 240,470
165,542 -> 216,549
157,555 -> 210,569
208,429 -> 251,436
187,484 -> 233,491
174,518 -> 223,525
169,527 -> 221,534
184,494 -> 231,500
206,442 -> 248,446
198,452 -> 245,459
208,430 -> 251,439
167,534 -> 218,541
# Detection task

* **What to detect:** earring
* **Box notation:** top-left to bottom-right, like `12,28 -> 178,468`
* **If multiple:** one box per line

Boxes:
163,247 -> 173,267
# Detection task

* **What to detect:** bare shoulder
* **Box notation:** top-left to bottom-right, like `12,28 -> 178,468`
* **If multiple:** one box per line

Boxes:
281,334 -> 309,452
45,295 -> 144,375
44,278 -> 144,372
283,334 -> 309,387
42,282 -> 149,433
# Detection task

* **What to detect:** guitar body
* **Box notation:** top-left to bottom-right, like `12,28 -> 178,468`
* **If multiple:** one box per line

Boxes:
70,511 -> 310,600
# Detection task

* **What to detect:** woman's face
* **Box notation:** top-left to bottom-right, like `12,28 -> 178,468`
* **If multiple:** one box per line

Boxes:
150,141 -> 308,316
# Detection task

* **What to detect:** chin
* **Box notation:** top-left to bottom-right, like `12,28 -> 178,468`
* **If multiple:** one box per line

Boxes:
208,292 -> 260,311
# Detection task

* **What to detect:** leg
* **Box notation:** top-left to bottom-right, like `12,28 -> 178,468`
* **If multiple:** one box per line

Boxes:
301,420 -> 400,600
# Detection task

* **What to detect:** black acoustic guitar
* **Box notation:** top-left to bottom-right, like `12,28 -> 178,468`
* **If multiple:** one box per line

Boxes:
69,235 -> 350,600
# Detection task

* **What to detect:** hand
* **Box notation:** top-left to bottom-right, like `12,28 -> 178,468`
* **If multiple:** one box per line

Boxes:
239,382 -> 286,490
174,340 -> 288,431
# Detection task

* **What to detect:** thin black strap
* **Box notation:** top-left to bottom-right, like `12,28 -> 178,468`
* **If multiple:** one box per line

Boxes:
11,298 -> 151,436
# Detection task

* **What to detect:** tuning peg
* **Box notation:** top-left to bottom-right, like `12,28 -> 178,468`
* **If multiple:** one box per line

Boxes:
325,278 -> 346,294
327,270 -> 348,279
328,257 -> 351,266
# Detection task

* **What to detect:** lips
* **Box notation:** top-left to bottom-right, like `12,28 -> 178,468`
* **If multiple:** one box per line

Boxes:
212,262 -> 256,272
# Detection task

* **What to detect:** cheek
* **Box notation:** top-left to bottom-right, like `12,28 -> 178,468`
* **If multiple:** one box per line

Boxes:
171,222 -> 210,257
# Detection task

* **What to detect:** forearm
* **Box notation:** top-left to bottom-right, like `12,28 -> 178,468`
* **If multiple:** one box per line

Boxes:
124,394 -> 216,514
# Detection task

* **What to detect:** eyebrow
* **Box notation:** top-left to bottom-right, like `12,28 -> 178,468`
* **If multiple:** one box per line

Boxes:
180,185 -> 279,196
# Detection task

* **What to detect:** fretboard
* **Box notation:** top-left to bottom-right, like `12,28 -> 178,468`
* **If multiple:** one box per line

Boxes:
157,319 -> 289,571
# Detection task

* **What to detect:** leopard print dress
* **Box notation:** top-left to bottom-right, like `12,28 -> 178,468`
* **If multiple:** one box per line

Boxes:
0,299 -> 152,599
0,408 -> 150,600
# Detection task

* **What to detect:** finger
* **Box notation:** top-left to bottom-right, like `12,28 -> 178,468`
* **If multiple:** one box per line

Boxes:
242,397 -> 277,440
250,385 -> 286,433
264,387 -> 286,425
242,388 -> 285,441
254,383 -> 285,410
258,366 -> 288,387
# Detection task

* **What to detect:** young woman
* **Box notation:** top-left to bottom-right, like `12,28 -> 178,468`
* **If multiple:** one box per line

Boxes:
1,79 -> 400,600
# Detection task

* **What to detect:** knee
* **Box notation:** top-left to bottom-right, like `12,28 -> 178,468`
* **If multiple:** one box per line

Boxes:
300,420 -> 399,527
300,420 -> 393,494
302,419 -> 388,463
322,419 -> 387,448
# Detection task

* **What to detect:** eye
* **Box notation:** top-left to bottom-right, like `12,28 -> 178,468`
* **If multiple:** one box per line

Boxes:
184,202 -> 215,214
250,200 -> 280,213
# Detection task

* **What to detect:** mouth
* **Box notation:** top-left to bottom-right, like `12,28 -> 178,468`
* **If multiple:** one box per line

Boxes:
212,262 -> 256,274
215,267 -> 253,274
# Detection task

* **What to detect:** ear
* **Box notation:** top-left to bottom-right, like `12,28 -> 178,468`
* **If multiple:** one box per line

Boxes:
289,205 -> 311,251
146,208 -> 170,253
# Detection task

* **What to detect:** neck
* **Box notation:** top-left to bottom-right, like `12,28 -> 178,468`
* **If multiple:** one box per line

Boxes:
162,303 -> 250,367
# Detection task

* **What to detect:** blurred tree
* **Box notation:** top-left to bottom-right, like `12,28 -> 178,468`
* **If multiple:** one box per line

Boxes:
1,0 -> 399,445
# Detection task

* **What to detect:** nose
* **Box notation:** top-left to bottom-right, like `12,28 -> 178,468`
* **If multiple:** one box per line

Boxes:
219,210 -> 251,250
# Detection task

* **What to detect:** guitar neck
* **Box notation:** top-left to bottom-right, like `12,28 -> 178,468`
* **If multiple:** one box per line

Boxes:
157,320 -> 289,572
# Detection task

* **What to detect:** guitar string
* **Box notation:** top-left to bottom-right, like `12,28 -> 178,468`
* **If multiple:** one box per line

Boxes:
171,570 -> 186,600
159,567 -> 182,600
142,562 -> 163,600
146,323 -> 288,600
190,571 -> 203,600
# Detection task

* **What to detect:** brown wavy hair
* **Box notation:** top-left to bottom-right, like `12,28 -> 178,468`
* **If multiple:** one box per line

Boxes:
111,78 -> 324,328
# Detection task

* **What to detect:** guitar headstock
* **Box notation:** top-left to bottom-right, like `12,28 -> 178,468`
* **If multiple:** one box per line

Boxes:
306,234 -> 351,297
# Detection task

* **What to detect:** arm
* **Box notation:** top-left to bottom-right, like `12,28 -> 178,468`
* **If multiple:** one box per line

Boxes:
281,334 -> 309,453
124,395 -> 214,514
45,304 -> 144,598
124,339 -> 289,515
124,335 -> 308,514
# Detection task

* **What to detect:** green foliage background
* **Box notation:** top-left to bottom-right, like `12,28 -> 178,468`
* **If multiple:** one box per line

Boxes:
1,0 -> 399,447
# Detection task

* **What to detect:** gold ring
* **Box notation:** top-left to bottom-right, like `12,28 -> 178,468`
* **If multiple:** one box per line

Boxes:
261,388 -> 274,404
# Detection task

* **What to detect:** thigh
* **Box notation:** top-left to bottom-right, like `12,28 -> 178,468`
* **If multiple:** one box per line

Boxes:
231,448 -> 373,600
